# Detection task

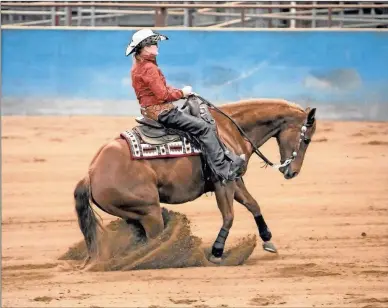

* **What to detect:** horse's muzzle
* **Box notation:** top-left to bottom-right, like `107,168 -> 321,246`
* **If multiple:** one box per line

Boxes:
282,166 -> 298,179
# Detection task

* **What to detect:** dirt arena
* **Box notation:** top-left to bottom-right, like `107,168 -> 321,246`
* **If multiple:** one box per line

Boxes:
2,115 -> 388,307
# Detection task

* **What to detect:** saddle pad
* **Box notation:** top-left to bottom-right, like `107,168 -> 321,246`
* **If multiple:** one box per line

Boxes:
120,129 -> 202,160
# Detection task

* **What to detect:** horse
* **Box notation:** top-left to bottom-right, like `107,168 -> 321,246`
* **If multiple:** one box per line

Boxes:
74,97 -> 317,266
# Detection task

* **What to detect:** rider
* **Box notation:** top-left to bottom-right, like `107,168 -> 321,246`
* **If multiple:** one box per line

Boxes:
126,29 -> 245,182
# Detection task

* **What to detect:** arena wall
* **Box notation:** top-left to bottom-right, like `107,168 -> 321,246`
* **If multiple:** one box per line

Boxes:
2,27 -> 388,120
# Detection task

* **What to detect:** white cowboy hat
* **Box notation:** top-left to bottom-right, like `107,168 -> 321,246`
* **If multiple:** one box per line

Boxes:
125,29 -> 168,56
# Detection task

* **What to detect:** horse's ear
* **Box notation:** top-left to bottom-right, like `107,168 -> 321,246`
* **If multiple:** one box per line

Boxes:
307,108 -> 316,125
305,106 -> 311,113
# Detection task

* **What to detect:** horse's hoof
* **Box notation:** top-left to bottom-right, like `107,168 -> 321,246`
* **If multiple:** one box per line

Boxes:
263,241 -> 277,253
79,256 -> 91,270
208,255 -> 223,264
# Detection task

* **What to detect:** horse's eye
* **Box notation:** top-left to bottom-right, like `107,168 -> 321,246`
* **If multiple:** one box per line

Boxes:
304,138 -> 311,145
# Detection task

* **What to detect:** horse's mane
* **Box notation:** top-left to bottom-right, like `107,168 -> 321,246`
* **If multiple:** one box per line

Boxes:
219,98 -> 306,114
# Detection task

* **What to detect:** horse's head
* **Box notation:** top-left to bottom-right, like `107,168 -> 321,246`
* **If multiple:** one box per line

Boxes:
276,107 -> 317,179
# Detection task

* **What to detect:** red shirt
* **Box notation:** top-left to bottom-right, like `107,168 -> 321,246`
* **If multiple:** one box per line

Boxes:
131,54 -> 183,108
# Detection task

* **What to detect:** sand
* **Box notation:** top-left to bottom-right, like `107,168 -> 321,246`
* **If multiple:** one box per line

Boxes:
59,209 -> 257,271
2,116 -> 388,307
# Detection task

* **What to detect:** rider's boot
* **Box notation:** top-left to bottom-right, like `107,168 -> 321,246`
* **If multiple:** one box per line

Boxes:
227,154 -> 246,181
158,107 -> 245,183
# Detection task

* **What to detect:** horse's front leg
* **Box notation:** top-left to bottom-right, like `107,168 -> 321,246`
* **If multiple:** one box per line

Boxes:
234,178 -> 277,253
209,181 -> 236,263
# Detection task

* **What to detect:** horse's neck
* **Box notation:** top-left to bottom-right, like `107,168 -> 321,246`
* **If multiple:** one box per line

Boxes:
250,117 -> 285,148
223,101 -> 305,149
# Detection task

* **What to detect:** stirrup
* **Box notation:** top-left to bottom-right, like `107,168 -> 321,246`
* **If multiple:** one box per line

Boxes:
227,154 -> 246,180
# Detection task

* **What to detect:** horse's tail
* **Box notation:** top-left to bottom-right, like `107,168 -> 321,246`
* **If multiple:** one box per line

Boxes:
74,176 -> 102,259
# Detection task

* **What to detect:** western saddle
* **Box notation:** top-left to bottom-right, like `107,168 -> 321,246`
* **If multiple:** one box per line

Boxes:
133,97 -> 203,145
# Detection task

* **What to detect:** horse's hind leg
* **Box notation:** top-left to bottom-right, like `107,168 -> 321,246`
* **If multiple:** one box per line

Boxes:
91,183 -> 164,242
234,178 -> 277,253
209,181 -> 236,263
102,199 -> 164,240
139,206 -> 165,239
126,208 -> 164,242
126,218 -> 147,240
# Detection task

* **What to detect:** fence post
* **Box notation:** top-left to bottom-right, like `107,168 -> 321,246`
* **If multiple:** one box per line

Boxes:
65,4 -> 71,26
328,6 -> 332,27
311,1 -> 317,28
183,1 -> 194,27
290,1 -> 296,28
241,9 -> 245,27
77,6 -> 82,26
51,6 -> 56,26
155,7 -> 167,27
91,5 -> 95,27
268,5 -> 272,28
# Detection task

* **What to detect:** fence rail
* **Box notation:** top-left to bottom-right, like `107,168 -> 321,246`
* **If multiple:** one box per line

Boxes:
2,2 -> 388,9
2,1 -> 388,28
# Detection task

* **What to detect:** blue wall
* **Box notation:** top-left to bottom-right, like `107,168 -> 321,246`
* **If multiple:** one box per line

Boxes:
2,28 -> 388,119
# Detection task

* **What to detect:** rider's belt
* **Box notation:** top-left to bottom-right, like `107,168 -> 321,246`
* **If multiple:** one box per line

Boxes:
141,102 -> 174,121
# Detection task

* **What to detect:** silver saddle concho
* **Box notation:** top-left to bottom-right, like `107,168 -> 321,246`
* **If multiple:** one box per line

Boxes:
134,98 -> 202,146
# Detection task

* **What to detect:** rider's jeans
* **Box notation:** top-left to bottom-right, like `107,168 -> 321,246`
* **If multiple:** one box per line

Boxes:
158,107 -> 233,182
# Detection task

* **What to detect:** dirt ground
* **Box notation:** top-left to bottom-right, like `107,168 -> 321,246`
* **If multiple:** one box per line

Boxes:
2,115 -> 388,307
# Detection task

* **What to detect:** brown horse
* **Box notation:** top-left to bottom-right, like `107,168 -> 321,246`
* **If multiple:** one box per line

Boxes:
74,98 -> 317,265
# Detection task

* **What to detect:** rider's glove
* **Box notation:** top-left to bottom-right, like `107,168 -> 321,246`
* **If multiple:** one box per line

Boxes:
181,85 -> 193,97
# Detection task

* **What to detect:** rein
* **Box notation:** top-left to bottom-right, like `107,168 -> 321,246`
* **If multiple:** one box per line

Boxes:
194,95 -> 310,170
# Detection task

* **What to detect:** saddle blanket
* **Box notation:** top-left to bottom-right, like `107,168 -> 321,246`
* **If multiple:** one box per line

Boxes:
120,129 -> 202,160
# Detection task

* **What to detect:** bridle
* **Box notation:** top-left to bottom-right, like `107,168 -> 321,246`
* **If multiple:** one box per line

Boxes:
194,95 -> 313,170
275,120 -> 313,170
